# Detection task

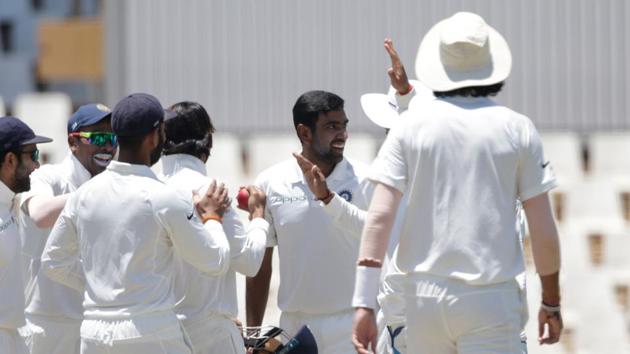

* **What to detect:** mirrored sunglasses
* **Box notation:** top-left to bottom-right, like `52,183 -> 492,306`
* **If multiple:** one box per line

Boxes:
70,131 -> 118,146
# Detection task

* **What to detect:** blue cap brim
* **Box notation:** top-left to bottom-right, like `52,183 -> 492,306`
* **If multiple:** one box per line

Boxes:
21,135 -> 53,145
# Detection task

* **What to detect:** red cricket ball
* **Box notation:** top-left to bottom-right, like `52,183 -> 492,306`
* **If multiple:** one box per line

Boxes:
236,187 -> 249,210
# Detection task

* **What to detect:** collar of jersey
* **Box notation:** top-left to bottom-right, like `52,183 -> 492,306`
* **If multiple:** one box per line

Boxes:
65,152 -> 92,188
0,179 -> 14,207
440,96 -> 494,107
160,154 -> 206,178
106,160 -> 158,179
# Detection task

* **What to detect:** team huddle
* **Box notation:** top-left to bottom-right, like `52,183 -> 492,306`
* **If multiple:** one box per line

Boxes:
0,12 -> 563,354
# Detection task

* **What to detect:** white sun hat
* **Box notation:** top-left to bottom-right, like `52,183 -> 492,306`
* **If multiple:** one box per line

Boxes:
415,12 -> 512,92
360,93 -> 399,129
361,80 -> 433,129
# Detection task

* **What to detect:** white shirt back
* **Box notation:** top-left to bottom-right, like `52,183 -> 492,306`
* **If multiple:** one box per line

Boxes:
42,161 -> 230,319
371,97 -> 556,285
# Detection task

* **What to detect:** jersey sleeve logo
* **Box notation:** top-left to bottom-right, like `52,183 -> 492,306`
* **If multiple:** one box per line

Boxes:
541,161 -> 550,169
338,190 -> 353,202
186,206 -> 195,220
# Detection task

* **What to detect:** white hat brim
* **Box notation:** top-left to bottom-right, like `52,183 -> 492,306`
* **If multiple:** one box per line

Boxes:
415,17 -> 512,92
360,93 -> 400,129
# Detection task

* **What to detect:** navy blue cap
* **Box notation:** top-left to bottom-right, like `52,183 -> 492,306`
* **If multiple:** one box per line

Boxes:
0,116 -> 53,152
112,93 -> 166,137
67,103 -> 112,133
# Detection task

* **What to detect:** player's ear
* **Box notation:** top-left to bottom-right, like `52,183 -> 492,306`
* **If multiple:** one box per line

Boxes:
296,123 -> 312,145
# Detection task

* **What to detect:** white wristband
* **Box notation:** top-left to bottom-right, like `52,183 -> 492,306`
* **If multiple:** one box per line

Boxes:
540,302 -> 561,313
352,266 -> 381,310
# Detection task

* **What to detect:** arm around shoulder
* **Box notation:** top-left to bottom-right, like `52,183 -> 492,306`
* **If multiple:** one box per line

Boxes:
26,194 -> 70,229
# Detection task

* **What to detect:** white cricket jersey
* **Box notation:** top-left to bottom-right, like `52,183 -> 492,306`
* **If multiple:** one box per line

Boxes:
0,181 -> 25,329
18,153 -> 88,319
41,160 -> 230,320
371,96 -> 557,285
256,157 -> 371,314
160,154 -> 269,319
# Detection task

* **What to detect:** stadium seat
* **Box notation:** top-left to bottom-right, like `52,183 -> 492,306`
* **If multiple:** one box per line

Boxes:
540,132 -> 584,183
563,273 -> 630,353
206,133 -> 248,193
589,132 -> 630,181
562,180 -> 624,229
246,134 -> 301,178
344,133 -> 378,165
13,92 -> 72,164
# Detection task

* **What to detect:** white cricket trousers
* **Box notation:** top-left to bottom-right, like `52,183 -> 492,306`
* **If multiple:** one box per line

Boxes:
404,274 -> 528,354
180,312 -> 245,354
0,328 -> 28,354
22,314 -> 81,354
79,312 -> 193,354
280,309 -> 354,354
376,310 -> 407,354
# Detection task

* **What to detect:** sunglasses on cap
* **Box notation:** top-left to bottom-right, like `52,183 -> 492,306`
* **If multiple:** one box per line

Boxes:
19,149 -> 40,163
69,131 -> 118,147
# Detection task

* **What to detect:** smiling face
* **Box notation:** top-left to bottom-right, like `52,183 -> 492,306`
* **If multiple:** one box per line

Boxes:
309,109 -> 348,165
69,118 -> 117,176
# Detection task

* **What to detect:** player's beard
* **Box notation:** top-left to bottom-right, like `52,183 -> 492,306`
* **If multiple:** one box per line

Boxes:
13,161 -> 31,193
313,141 -> 343,165
149,134 -> 164,166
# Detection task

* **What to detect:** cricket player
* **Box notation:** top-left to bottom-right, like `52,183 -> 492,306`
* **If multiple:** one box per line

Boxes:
18,103 -> 115,354
0,117 -> 52,354
41,93 -> 231,354
246,90 -> 372,353
353,12 -> 562,354
160,101 -> 269,354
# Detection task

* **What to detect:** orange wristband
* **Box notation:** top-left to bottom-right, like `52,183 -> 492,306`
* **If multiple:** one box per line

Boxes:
201,214 -> 223,224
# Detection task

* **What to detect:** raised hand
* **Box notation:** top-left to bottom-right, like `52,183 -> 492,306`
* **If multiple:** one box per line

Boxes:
293,152 -> 332,202
384,38 -> 412,95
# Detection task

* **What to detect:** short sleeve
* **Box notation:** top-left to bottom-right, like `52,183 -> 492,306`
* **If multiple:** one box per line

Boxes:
517,119 -> 558,201
369,122 -> 408,193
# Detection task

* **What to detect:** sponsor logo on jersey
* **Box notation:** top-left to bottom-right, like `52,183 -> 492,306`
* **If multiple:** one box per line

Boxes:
270,195 -> 309,204
0,216 -> 15,233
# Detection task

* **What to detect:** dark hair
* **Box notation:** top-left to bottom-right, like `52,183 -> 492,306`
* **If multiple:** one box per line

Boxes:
292,91 -> 344,134
433,82 -> 504,98
163,101 -> 215,158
